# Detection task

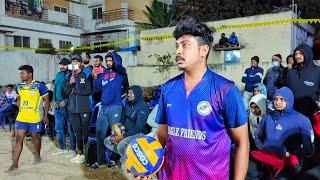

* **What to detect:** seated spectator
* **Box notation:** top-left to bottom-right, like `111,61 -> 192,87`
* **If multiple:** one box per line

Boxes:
3,84 -> 18,135
252,83 -> 267,97
252,83 -> 273,111
248,94 -> 267,150
228,32 -> 239,46
147,85 -> 161,110
5,84 -> 17,104
247,87 -> 313,179
218,33 -> 229,47
0,86 -> 8,129
103,85 -> 150,172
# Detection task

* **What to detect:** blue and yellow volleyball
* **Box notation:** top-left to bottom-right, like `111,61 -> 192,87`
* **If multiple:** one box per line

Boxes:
111,123 -> 125,137
124,136 -> 165,176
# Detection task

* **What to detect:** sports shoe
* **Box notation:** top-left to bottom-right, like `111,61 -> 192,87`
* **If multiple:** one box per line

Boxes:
107,160 -> 116,168
65,150 -> 76,158
90,162 -> 107,170
70,154 -> 80,163
52,149 -> 68,156
70,154 -> 85,164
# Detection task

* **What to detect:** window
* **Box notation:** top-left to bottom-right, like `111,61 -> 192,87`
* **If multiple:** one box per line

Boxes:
13,36 -> 30,48
59,40 -> 72,48
53,6 -> 67,13
92,7 -> 102,20
39,38 -> 52,45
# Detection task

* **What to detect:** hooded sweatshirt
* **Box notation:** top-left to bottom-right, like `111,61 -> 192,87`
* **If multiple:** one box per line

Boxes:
287,44 -> 320,118
93,51 -> 127,106
253,83 -> 267,96
120,86 -> 150,138
110,51 -> 129,96
255,87 -> 313,157
249,94 -> 267,140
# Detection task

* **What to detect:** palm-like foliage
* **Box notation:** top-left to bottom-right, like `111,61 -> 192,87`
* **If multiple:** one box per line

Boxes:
137,0 -> 173,30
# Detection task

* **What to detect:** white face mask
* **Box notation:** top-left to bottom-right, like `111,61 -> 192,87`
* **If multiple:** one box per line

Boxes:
272,61 -> 280,68
68,64 -> 79,70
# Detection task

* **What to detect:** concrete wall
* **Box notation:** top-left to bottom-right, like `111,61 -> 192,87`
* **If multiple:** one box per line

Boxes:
3,28 -> 81,49
134,11 -> 296,88
0,51 -> 59,85
105,0 -> 121,11
43,0 -> 70,12
0,16 -> 82,48
83,0 -> 104,33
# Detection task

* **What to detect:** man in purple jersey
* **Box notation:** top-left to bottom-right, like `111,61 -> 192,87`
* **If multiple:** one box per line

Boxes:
135,18 -> 249,180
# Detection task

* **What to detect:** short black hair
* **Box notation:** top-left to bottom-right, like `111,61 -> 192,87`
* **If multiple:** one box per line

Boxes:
221,33 -> 225,36
18,65 -> 33,74
84,52 -> 91,59
94,55 -> 103,62
251,56 -> 260,63
286,54 -> 294,63
173,18 -> 214,58
6,84 -> 14,89
273,54 -> 282,60
70,54 -> 82,62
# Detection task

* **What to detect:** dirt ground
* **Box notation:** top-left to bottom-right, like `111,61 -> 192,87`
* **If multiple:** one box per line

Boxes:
0,129 -> 127,180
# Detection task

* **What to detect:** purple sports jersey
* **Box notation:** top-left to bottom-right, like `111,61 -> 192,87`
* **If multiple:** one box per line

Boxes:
156,69 -> 247,180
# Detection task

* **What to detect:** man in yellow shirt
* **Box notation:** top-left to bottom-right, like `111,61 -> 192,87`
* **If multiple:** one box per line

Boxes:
6,65 -> 49,172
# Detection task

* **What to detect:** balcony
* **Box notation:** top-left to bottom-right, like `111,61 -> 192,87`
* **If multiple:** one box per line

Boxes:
96,8 -> 135,30
5,2 -> 82,29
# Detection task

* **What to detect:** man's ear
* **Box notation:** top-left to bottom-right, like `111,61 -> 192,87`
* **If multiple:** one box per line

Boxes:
200,45 -> 210,59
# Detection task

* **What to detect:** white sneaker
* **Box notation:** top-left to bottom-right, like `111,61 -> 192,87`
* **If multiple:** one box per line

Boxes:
73,154 -> 86,164
70,154 -> 80,163
65,150 -> 76,158
52,149 -> 68,156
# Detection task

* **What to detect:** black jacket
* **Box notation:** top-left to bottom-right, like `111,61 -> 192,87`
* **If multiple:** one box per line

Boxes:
286,44 -> 320,118
64,69 -> 92,113
120,86 -> 150,137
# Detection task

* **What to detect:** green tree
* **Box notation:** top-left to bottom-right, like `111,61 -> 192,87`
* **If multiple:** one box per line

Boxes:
173,0 -> 320,22
137,0 -> 174,30
149,52 -> 175,82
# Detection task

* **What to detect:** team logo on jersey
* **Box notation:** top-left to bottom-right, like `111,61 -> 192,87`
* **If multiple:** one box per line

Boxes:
197,101 -> 212,116
30,90 -> 36,96
80,78 -> 85,84
102,80 -> 108,86
276,124 -> 282,131
304,81 -> 314,87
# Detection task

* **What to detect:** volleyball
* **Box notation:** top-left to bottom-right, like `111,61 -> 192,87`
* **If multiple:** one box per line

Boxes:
124,136 -> 165,176
111,123 -> 125,137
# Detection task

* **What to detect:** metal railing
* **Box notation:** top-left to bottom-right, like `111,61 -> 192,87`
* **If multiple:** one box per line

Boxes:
5,2 -> 82,28
100,8 -> 134,22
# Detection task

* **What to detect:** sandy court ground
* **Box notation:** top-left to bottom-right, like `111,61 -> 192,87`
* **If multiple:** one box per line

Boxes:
0,129 -> 127,180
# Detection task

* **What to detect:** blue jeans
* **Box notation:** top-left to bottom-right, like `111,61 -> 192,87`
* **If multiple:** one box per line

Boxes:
55,107 -> 76,150
96,104 -> 123,164
104,133 -> 146,172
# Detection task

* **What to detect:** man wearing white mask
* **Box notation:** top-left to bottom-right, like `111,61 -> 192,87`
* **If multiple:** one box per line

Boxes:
64,55 -> 92,164
263,54 -> 284,100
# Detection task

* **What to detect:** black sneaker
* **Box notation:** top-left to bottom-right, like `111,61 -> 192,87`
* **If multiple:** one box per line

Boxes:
107,160 -> 116,168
